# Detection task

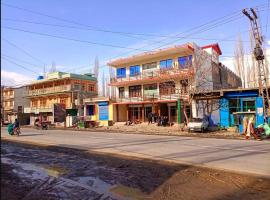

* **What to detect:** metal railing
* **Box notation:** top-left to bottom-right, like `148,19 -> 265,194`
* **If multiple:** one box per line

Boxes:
110,66 -> 193,85
27,85 -> 72,96
116,91 -> 188,103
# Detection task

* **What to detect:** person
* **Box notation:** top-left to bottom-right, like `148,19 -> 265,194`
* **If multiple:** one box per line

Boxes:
242,116 -> 248,136
13,119 -> 20,134
148,112 -> 152,125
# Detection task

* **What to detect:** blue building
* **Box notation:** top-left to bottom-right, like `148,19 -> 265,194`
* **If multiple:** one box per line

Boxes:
193,88 -> 268,133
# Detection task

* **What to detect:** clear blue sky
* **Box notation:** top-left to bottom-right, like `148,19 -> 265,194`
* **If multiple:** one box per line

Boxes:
1,0 -> 270,86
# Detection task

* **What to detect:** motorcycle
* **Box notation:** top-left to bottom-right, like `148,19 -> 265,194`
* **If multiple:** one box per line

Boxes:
7,124 -> 21,136
34,122 -> 48,130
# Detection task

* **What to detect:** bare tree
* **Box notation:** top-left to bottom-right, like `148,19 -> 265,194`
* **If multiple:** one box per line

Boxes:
101,71 -> 105,97
109,66 -> 116,98
234,34 -> 246,88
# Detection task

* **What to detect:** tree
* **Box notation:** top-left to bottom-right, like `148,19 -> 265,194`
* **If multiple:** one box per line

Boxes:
234,34 -> 246,88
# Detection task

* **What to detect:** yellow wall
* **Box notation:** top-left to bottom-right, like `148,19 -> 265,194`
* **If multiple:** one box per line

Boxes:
31,95 -> 72,108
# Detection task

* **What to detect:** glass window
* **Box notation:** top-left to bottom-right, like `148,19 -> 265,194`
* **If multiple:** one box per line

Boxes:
178,55 -> 192,68
130,65 -> 140,76
87,105 -> 95,115
160,59 -> 173,69
142,62 -> 157,70
119,87 -> 125,98
144,84 -> 157,90
129,85 -> 141,97
116,68 -> 126,78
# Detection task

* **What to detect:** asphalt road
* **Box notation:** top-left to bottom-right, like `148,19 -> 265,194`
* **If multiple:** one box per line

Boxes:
1,127 -> 270,178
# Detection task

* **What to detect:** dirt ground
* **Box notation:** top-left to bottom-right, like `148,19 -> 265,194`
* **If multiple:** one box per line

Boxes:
1,140 -> 270,200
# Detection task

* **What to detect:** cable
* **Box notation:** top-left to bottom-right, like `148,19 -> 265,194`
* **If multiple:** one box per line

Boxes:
1,54 -> 41,68
2,38 -> 46,65
2,26 -> 152,51
2,57 -> 40,75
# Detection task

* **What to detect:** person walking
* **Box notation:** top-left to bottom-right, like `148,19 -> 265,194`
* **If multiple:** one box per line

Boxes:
148,112 -> 152,125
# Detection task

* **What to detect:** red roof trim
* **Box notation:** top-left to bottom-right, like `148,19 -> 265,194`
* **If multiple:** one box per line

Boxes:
201,43 -> 222,55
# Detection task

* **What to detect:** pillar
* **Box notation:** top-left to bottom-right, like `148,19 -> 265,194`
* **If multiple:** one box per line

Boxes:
177,98 -> 181,124
142,104 -> 145,122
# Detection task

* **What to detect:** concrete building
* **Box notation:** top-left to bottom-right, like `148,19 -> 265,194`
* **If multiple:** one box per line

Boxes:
24,71 -> 97,126
82,97 -> 115,127
2,86 -> 30,125
193,87 -> 269,132
108,42 -> 241,123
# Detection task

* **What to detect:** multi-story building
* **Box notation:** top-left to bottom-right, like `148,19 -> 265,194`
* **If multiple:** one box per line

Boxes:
24,71 -> 97,125
108,42 -> 241,123
2,86 -> 30,124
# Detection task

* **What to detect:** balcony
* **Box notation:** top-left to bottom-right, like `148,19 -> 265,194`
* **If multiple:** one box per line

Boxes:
3,95 -> 14,100
24,103 -> 73,113
116,91 -> 188,103
4,105 -> 14,111
27,85 -> 72,97
110,67 -> 194,87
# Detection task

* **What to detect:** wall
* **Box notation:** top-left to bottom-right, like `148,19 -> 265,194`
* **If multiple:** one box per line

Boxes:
14,86 -> 30,112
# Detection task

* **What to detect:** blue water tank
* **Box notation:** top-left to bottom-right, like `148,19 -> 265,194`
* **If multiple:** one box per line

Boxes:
37,75 -> 44,80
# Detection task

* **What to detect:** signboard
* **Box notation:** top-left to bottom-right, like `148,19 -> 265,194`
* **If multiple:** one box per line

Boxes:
98,102 -> 109,120
53,103 -> 66,123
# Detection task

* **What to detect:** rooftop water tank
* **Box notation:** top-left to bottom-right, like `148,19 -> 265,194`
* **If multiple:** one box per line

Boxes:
37,75 -> 44,80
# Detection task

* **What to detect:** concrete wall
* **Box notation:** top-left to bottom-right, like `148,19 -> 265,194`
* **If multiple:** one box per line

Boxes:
14,86 -> 30,112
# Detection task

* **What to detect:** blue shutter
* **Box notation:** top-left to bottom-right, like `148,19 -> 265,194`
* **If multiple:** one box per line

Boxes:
121,68 -> 126,78
167,59 -> 173,68
178,57 -> 187,68
256,97 -> 264,126
130,66 -> 135,76
117,68 -> 122,78
160,60 -> 166,69
220,98 -> 229,128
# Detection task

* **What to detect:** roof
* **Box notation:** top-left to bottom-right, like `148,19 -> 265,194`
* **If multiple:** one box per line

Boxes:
107,43 -> 194,67
28,71 -> 97,85
201,43 -> 222,55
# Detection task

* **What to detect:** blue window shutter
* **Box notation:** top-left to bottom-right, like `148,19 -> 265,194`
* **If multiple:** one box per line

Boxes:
130,66 -> 135,76
117,68 -> 121,78
220,98 -> 229,128
122,68 -> 126,77
160,60 -> 166,69
256,97 -> 264,126
167,59 -> 173,68
178,57 -> 187,68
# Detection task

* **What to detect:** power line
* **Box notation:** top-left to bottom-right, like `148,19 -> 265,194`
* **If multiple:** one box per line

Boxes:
3,26 -> 153,51
2,38 -> 46,65
1,54 -> 41,68
2,57 -> 40,75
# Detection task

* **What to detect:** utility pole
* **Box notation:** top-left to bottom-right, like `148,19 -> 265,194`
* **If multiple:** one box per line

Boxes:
243,8 -> 270,122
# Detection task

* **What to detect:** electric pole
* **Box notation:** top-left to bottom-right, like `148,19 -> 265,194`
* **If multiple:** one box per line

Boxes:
243,8 -> 270,122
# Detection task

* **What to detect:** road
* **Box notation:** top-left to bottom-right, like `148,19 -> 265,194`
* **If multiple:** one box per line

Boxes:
1,127 -> 270,177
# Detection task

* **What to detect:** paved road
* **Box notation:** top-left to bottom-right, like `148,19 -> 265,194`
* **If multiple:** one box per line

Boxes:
1,127 -> 270,177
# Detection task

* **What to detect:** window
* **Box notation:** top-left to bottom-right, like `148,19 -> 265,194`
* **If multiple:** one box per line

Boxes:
160,81 -> 175,95
160,59 -> 173,69
178,55 -> 192,68
88,84 -> 95,92
142,62 -> 157,70
119,87 -> 125,98
73,84 -> 80,90
180,79 -> 188,94
87,105 -> 95,116
243,100 -> 255,112
130,65 -> 140,76
60,98 -> 67,105
116,68 -> 126,78
18,106 -> 23,113
129,85 -> 141,97
40,99 -> 46,107
144,84 -> 157,90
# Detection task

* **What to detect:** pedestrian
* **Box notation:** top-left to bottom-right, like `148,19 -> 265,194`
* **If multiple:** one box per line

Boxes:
148,112 -> 152,125
242,116 -> 248,136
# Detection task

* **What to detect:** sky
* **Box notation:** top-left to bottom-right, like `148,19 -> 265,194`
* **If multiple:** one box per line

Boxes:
1,0 -> 270,86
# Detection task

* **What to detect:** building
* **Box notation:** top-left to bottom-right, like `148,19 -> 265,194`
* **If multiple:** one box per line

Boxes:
82,97 -> 115,127
193,87 -> 269,132
2,86 -> 30,125
24,71 -> 97,126
108,42 -> 241,123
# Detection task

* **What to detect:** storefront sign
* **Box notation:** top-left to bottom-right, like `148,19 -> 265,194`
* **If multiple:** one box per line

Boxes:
98,102 -> 109,120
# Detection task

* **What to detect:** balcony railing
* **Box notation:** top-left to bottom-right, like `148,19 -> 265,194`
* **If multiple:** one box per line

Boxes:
27,85 -> 72,96
3,95 -> 14,100
4,105 -> 14,111
24,103 -> 73,113
110,67 -> 193,86
116,91 -> 188,103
